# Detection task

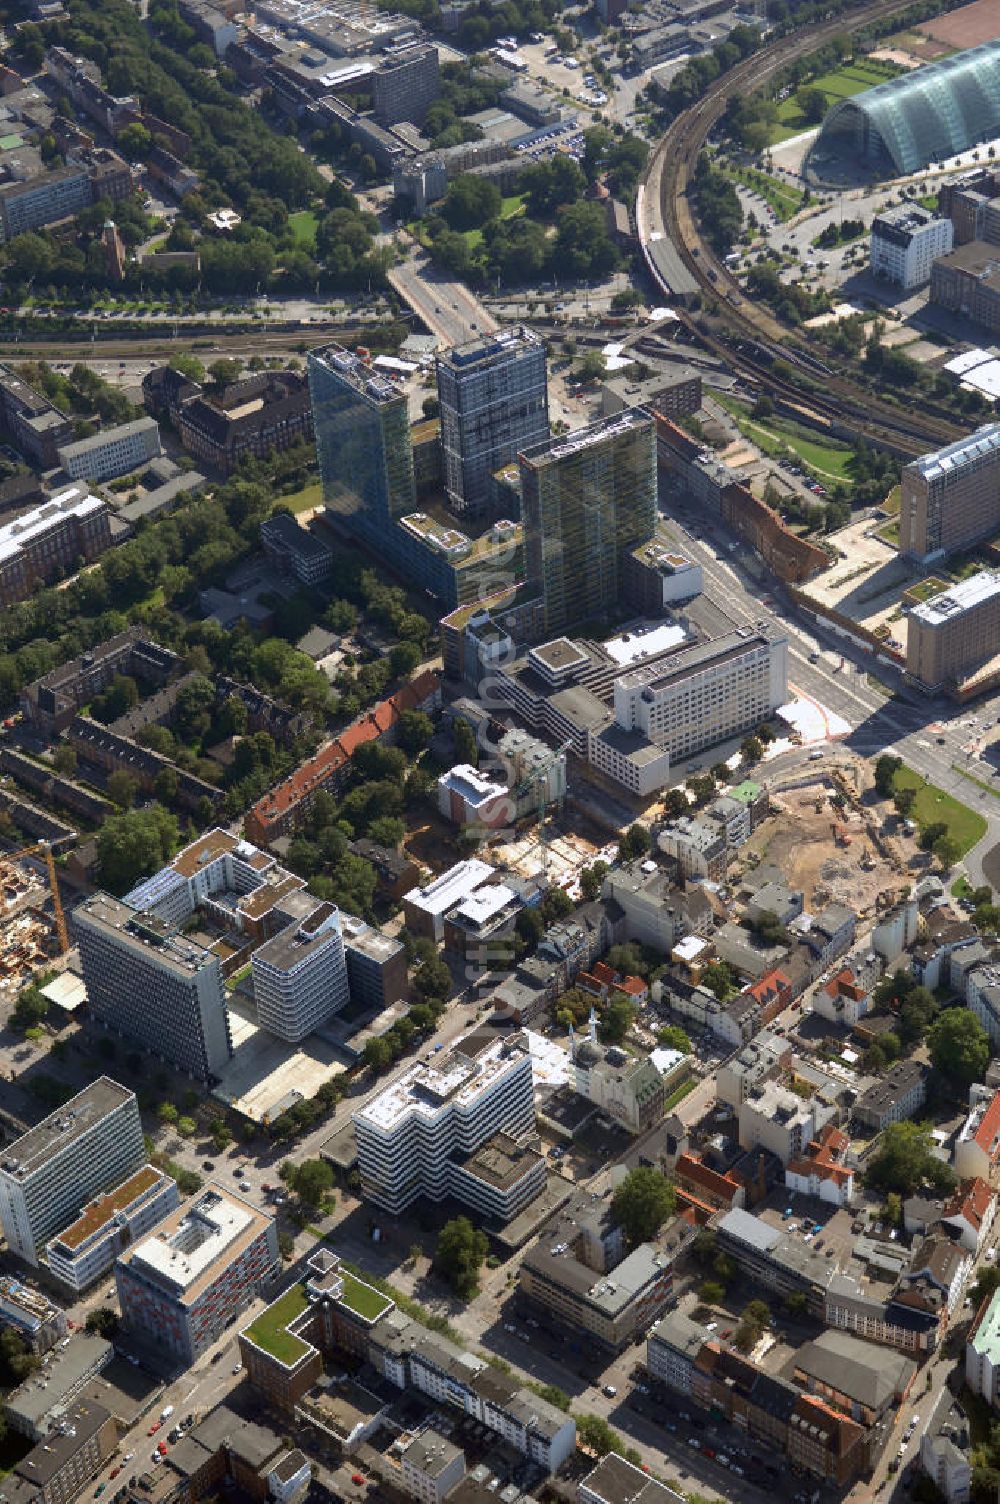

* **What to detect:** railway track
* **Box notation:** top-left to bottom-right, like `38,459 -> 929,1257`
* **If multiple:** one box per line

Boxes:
638,0 -> 967,456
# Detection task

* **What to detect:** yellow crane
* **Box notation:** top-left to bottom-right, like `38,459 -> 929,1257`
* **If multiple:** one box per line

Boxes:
12,841 -> 69,955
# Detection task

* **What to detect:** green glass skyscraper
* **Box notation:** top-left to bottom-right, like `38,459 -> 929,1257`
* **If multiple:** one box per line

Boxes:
520,411 -> 657,634
308,343 -> 416,547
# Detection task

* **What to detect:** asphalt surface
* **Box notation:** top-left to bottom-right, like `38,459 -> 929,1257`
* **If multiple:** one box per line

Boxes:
389,248 -> 498,346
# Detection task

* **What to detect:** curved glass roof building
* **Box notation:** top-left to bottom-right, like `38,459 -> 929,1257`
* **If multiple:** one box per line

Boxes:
815,39 -> 1000,177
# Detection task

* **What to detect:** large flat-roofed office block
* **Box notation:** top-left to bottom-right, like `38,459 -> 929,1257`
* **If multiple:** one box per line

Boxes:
436,327 -> 549,517
115,1185 -> 279,1364
371,43 -> 440,127
352,1031 -> 535,1215
251,902 -> 349,1043
0,490 -> 111,607
906,570 -> 1000,693
900,424 -> 1000,562
45,1166 -> 180,1294
75,893 -> 233,1083
520,412 -> 657,634
0,1078 -> 144,1266
870,207 -> 953,289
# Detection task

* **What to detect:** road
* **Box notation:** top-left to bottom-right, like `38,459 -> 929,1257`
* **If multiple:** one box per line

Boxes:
388,248 -> 497,347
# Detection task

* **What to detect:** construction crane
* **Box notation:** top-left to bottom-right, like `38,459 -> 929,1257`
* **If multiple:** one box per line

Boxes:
513,739 -> 572,873
12,842 -> 69,955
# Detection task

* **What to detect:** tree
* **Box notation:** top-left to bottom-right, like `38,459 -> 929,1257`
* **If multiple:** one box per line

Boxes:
176,1116 -> 196,1137
397,709 -> 433,756
933,833 -> 961,870
413,954 -> 451,1004
11,985 -> 47,1032
740,735 -> 763,763
362,1036 -> 394,1074
96,806 -> 179,892
435,1216 -> 488,1297
118,122 -> 153,159
86,1308 -> 120,1338
52,743 -> 77,777
874,754 -> 902,797
619,823 -> 649,861
734,1298 -> 770,1352
784,1291 -> 808,1318
795,86 -> 828,124
580,861 -> 609,901
894,785 -> 916,819
107,769 -> 139,810
207,358 -> 242,388
610,1166 -> 675,1244
576,351 -> 606,383
699,1280 -> 725,1305
601,994 -> 634,1044
575,1415 -> 623,1458
928,1008 -> 989,1089
919,821 -> 948,854
866,1121 -> 956,1195
657,1024 -> 691,1052
662,788 -> 688,820
441,174 -> 501,231
898,985 -> 938,1045
703,961 -> 736,1001
288,1158 -> 334,1207
158,1102 -> 178,1125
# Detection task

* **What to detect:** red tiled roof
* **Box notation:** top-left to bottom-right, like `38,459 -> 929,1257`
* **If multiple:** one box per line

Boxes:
824,968 -> 866,1003
974,1091 -> 1000,1158
944,1176 -> 995,1233
676,1152 -> 741,1205
748,968 -> 790,1004
787,1122 -> 853,1187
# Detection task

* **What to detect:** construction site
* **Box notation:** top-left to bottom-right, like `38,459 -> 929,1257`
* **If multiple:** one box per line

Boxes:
0,845 -> 68,997
739,765 -> 917,917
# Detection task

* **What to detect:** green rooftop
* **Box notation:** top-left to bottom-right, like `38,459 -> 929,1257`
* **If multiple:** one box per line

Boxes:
242,1281 -> 312,1367
729,780 -> 763,804
338,1270 -> 393,1322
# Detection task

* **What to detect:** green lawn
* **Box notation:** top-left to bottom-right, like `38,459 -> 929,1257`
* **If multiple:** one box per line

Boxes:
664,1078 -> 697,1112
277,480 -> 323,514
715,394 -> 855,483
892,764 -> 987,856
243,1282 -> 311,1365
288,210 -> 318,249
459,192 -> 528,252
768,60 -> 901,143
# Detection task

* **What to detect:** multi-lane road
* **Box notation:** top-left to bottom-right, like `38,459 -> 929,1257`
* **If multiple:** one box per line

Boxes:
389,247 -> 498,347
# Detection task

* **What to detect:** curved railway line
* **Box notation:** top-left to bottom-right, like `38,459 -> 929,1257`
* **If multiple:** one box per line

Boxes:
638,0 -> 967,456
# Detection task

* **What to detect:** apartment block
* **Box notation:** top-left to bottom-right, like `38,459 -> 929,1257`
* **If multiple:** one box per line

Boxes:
399,1432 -> 464,1504
352,1031 -> 535,1215
260,512 -> 332,586
45,1165 -> 180,1293
436,327 -> 549,516
0,490 -> 111,607
56,418 -> 161,484
251,902 -> 349,1043
906,570 -> 1000,693
870,207 -> 953,289
955,1090 -> 1000,1181
0,1278 -> 67,1354
0,367 -> 73,467
520,412 -> 656,634
75,893 -> 233,1083
737,1081 -> 836,1167
852,1061 -> 927,1132
19,626 -> 180,737
900,423 -> 1000,562
921,1391 -> 971,1504
115,1185 -> 279,1364
371,42 -> 440,127
0,164 -> 91,241
13,1400 -> 116,1504
0,1078 -> 144,1266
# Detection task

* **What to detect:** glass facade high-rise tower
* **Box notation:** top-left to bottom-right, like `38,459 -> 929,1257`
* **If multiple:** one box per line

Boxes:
308,343 -> 416,545
436,327 -> 549,516
520,411 -> 657,634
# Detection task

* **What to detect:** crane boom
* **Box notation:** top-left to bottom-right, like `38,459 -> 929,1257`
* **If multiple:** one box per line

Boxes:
10,841 -> 69,955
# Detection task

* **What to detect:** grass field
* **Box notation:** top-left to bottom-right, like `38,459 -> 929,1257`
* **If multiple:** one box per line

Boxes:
716,394 -> 856,483
288,210 -> 319,249
768,59 -> 901,143
459,191 -> 528,251
277,480 -> 323,514
892,764 -> 987,856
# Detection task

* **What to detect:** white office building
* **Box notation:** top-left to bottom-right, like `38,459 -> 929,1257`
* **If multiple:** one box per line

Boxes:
45,1165 -> 180,1293
871,207 -> 954,290
0,1078 -> 145,1265
353,1031 -> 535,1214
57,417 -> 161,484
251,902 -> 349,1043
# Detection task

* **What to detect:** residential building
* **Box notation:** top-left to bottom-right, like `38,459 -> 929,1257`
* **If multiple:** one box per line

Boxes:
0,1079 -> 144,1267
0,366 -> 73,467
921,1391 -> 971,1504
813,966 -> 872,1028
20,628 -> 179,736
900,423 -> 1000,562
737,1081 -> 836,1167
906,570 -> 1000,693
115,1185 -> 279,1364
5,1333 -> 112,1441
785,1124 -> 855,1207
0,163 -> 91,241
715,1209 -> 837,1317
45,1165 -> 180,1293
251,903 -> 349,1043
852,1060 -> 927,1132
940,1177 -> 996,1255
870,207 -> 953,288
436,327 -> 549,516
520,412 -> 656,633
897,1236 -> 970,1325
146,367 -> 314,476
825,1273 -> 942,1357
602,863 -> 713,955
578,1455 -> 685,1504
352,1031 -> 536,1215
75,893 -> 234,1084
371,43 -> 440,127
436,764 -> 511,830
12,1400 -> 116,1504
956,1090 -> 1000,1180
0,1279 -> 67,1354
398,1431 -> 464,1504
56,417 -> 160,484
717,1032 -> 791,1108
646,1311 -> 712,1396
0,490 -> 110,606
791,1330 -> 916,1425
